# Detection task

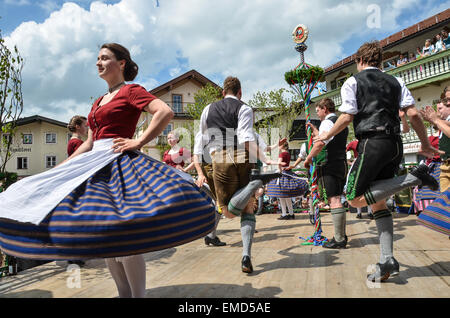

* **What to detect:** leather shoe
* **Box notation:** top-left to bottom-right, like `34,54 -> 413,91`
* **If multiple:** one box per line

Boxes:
367,257 -> 400,282
356,213 -> 362,219
410,164 -> 439,191
322,236 -> 347,249
204,236 -> 226,246
277,215 -> 290,220
241,255 -> 253,273
288,214 -> 295,220
250,169 -> 281,185
368,213 -> 374,220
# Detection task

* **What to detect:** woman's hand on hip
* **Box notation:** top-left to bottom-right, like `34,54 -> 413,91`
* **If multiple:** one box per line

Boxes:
112,138 -> 142,153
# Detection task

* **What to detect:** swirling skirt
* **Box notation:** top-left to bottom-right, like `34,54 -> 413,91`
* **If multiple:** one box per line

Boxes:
266,171 -> 309,198
0,151 -> 215,260
417,189 -> 450,236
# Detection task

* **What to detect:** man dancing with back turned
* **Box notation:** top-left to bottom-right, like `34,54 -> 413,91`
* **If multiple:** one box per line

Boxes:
315,41 -> 440,282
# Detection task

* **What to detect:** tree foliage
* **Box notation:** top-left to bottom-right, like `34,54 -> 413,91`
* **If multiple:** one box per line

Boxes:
248,88 -> 303,142
0,30 -> 24,174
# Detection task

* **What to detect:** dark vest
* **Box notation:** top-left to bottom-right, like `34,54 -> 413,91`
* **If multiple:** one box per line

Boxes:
353,69 -> 402,138
322,115 -> 348,165
206,97 -> 244,148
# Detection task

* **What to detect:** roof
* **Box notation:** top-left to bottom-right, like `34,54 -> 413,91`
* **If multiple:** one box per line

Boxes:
324,8 -> 450,75
149,69 -> 221,95
13,115 -> 68,129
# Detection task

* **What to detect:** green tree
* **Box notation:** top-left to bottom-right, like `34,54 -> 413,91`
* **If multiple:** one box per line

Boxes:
180,83 -> 222,150
0,30 -> 24,174
248,88 -> 303,142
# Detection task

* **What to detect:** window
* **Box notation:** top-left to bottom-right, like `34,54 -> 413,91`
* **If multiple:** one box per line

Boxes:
162,123 -> 173,136
172,94 -> 183,113
17,157 -> 28,169
46,156 -> 56,168
46,133 -> 57,144
330,80 -> 337,90
23,134 -> 33,144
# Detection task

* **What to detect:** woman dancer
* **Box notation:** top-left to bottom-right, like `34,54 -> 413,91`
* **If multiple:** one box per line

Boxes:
67,115 -> 88,156
162,130 -> 192,171
0,43 -> 215,298
266,141 -> 309,220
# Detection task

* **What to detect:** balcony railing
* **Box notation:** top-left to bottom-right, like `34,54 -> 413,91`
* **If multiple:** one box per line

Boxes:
311,49 -> 450,107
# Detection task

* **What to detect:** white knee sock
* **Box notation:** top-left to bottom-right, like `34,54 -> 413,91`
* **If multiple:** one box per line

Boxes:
122,254 -> 146,298
279,198 -> 288,216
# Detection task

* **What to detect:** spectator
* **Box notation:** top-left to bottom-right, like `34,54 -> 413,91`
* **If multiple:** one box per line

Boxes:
422,39 -> 434,56
434,33 -> 445,53
442,29 -> 450,48
416,46 -> 423,59
396,53 -> 408,67
408,52 -> 416,62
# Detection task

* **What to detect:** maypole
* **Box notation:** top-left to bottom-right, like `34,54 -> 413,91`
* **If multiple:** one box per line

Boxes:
284,25 -> 326,246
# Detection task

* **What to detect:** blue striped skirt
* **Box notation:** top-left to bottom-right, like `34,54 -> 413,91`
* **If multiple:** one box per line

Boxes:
417,189 -> 450,236
415,162 -> 441,200
266,171 -> 309,198
0,151 -> 216,260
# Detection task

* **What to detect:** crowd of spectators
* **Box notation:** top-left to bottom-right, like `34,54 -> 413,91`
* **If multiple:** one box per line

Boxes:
382,27 -> 450,71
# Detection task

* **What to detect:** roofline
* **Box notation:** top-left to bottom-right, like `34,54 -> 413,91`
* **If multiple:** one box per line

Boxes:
149,69 -> 221,95
324,8 -> 450,76
11,115 -> 68,129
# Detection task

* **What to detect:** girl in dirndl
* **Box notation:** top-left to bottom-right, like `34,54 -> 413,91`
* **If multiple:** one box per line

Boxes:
266,141 -> 309,220
0,43 -> 215,298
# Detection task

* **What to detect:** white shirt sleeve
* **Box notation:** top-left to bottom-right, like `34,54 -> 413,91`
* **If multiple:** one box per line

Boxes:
395,77 -> 415,108
318,119 -> 335,145
338,76 -> 358,115
237,105 -> 255,144
299,143 -> 307,159
193,105 -> 210,155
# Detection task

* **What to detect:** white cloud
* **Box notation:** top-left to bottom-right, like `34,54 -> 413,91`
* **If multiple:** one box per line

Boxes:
3,0 -> 443,122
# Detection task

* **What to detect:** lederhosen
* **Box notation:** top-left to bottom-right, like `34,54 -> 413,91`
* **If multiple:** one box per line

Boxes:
206,98 -> 255,208
345,69 -> 403,202
317,115 -> 348,200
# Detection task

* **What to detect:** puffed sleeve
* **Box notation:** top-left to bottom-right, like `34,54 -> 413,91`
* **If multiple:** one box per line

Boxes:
128,84 -> 157,111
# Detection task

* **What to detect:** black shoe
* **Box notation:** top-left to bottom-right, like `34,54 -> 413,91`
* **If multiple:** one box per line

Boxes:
288,214 -> 295,220
68,260 -> 85,267
204,236 -> 226,246
356,213 -> 362,219
250,169 -> 281,185
322,237 -> 347,249
241,256 -> 253,273
410,164 -> 439,191
367,257 -> 400,282
277,215 -> 290,220
368,213 -> 374,220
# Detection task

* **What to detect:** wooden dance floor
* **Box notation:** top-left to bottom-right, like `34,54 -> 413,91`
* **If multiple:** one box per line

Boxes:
0,212 -> 449,298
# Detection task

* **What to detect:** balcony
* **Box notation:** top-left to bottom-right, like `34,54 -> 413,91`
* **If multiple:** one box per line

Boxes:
311,48 -> 450,107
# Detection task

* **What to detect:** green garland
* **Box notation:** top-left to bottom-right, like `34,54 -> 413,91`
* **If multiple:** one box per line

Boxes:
284,65 -> 324,85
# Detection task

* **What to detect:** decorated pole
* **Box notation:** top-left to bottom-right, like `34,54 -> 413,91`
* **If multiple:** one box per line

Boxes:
284,24 -> 327,246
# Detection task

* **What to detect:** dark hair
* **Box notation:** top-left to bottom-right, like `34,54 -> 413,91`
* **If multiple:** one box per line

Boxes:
223,76 -> 241,96
317,98 -> 335,113
101,43 -> 138,81
68,115 -> 87,132
355,41 -> 383,68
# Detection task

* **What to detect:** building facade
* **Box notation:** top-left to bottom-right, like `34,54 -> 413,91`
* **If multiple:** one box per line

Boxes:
0,116 -> 69,177
136,70 -> 221,160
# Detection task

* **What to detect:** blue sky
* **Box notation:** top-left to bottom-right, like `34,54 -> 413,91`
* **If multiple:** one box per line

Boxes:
0,0 -> 449,122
